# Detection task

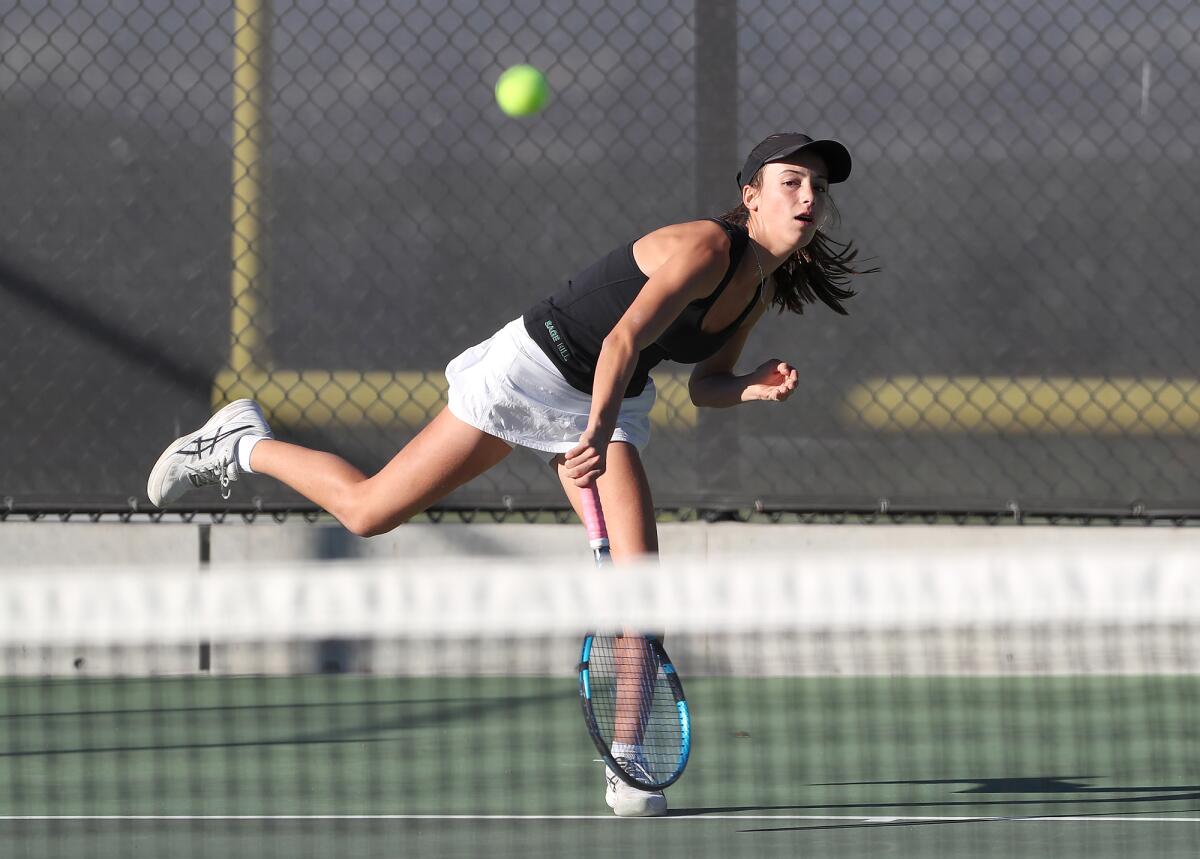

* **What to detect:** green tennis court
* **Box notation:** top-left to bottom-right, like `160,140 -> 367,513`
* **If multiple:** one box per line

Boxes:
4,675 -> 1197,858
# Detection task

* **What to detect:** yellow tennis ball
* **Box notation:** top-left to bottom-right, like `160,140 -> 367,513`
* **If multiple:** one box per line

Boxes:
495,64 -> 549,117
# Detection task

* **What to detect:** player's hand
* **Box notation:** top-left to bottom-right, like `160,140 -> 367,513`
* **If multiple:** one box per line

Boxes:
743,358 -> 799,403
564,433 -> 607,487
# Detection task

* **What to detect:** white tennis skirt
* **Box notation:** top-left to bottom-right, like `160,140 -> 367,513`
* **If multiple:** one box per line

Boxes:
445,318 -> 655,461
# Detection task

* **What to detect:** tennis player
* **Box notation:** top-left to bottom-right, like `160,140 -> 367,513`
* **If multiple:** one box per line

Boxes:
148,132 -> 872,816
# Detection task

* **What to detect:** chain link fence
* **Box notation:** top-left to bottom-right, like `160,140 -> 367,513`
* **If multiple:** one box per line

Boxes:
2,0 -> 1198,516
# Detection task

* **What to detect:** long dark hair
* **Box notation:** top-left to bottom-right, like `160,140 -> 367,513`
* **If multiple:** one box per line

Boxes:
718,171 -> 877,316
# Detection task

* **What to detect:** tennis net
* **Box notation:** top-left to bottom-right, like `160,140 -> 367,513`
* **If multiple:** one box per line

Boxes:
3,545 -> 1198,858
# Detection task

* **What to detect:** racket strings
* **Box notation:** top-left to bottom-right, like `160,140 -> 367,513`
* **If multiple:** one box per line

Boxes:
586,635 -> 682,784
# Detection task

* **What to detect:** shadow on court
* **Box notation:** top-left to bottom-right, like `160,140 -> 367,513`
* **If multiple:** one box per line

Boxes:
735,804 -> 1200,833
1,689 -> 564,760
669,773 -> 1200,818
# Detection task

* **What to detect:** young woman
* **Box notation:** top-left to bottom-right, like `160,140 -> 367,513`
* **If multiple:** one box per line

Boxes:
147,131 -> 873,816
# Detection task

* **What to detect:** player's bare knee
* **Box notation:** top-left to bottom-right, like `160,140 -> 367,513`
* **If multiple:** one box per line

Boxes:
339,499 -> 414,537
330,488 -> 385,538
339,506 -> 393,538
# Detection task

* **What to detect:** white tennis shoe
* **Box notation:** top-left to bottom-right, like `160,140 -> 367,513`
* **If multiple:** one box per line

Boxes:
605,757 -> 668,818
147,399 -> 272,506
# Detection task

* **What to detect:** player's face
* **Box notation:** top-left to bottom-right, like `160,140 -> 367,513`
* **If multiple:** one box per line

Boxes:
753,154 -> 829,249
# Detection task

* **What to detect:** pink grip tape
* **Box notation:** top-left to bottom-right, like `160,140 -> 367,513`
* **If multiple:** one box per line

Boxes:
580,485 -> 609,545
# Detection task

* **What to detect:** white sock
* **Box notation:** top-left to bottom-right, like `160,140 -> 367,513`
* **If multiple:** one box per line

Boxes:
236,434 -> 267,473
610,741 -> 641,761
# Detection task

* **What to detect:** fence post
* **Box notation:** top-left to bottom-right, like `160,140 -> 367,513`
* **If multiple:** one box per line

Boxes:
228,0 -> 273,393
694,0 -> 741,513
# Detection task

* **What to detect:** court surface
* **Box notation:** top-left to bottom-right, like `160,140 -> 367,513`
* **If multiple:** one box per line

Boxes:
3,675 -> 1198,858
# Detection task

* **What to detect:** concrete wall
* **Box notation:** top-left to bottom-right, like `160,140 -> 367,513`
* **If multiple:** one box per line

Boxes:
3,520 -> 1200,567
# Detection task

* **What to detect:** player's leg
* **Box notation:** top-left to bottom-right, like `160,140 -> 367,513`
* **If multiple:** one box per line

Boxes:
554,443 -> 666,816
554,440 -> 659,744
149,402 -> 513,535
555,440 -> 659,739
249,407 -> 512,536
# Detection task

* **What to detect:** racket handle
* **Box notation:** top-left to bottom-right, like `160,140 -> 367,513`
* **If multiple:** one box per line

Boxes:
580,484 -> 610,551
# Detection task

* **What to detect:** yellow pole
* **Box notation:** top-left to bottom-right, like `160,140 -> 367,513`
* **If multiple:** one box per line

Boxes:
229,0 -> 270,379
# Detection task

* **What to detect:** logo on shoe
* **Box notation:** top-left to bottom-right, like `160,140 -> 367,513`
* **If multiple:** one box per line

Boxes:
175,424 -> 256,459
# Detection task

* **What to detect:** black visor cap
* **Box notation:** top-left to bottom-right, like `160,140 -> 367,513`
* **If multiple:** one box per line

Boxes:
736,133 -> 852,188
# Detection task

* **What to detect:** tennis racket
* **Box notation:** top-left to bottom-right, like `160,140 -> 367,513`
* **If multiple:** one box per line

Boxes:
576,484 -> 691,791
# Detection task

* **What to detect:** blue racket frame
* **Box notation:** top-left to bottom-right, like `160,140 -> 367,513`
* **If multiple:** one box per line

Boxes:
577,632 -> 691,791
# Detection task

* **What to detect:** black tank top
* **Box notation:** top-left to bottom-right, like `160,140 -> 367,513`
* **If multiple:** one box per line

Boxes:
522,219 -> 758,397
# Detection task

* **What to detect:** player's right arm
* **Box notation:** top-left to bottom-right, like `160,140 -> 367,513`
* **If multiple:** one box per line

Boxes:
561,221 -> 731,486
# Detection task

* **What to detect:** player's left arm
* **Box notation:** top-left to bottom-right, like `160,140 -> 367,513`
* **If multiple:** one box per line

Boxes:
688,292 -> 799,408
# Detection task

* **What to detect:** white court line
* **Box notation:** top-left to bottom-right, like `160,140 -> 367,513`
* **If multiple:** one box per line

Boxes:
2,814 -> 1198,823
